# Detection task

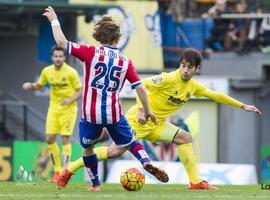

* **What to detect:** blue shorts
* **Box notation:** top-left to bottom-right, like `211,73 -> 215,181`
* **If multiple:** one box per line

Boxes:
79,116 -> 135,149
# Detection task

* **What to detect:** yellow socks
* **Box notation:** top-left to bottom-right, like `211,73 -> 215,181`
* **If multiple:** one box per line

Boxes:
47,142 -> 61,173
178,143 -> 201,184
68,157 -> 84,173
67,146 -> 108,173
62,143 -> 71,166
94,146 -> 108,161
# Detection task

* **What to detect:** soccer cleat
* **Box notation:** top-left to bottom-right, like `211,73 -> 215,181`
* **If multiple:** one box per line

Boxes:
48,172 -> 59,183
143,162 -> 169,183
87,185 -> 102,192
56,168 -> 73,188
188,180 -> 218,190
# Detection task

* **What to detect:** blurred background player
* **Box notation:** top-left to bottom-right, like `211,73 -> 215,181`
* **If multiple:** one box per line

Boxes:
60,48 -> 262,190
42,6 -> 168,192
22,46 -> 82,183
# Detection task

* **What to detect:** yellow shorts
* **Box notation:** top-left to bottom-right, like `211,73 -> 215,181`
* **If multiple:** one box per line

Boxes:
126,107 -> 179,143
46,108 -> 77,136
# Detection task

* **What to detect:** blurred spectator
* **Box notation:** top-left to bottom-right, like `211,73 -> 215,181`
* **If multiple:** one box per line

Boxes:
206,0 -> 231,51
157,0 -> 173,13
256,0 -> 270,13
167,0 -> 198,21
224,0 -> 249,53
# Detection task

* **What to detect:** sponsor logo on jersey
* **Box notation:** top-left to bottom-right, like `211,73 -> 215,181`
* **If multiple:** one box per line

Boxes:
152,76 -> 162,85
167,96 -> 186,105
49,83 -> 68,88
72,43 -> 80,49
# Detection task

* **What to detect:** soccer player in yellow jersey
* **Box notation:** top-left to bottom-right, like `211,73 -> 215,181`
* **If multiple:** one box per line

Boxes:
22,47 -> 82,183
58,49 -> 262,189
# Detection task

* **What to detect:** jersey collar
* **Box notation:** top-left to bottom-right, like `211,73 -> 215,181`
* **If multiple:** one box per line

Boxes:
103,44 -> 119,50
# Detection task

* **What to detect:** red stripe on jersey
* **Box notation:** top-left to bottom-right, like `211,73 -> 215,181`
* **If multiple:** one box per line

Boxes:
111,92 -> 116,123
118,57 -> 123,67
118,58 -> 124,118
80,46 -> 95,121
83,62 -> 91,120
119,99 -> 122,118
90,88 -> 97,123
99,46 -> 105,62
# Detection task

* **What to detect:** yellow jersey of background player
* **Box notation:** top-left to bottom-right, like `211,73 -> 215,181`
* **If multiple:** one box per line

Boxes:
22,46 -> 82,183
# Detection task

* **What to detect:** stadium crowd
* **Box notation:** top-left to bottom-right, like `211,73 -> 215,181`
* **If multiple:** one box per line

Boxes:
158,0 -> 270,54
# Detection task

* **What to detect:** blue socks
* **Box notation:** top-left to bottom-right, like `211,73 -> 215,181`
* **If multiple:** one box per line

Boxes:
129,141 -> 150,166
83,154 -> 100,187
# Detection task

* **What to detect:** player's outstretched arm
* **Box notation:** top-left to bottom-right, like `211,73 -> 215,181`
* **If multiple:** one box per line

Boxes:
22,82 -> 42,91
42,6 -> 67,50
201,89 -> 262,115
135,85 -> 156,124
241,104 -> 262,115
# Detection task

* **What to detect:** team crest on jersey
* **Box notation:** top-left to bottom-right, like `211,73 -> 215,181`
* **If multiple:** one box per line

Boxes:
152,76 -> 162,85
72,43 -> 80,49
186,92 -> 190,99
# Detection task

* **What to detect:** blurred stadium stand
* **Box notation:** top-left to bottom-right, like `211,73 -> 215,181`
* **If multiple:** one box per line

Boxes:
0,92 -> 45,141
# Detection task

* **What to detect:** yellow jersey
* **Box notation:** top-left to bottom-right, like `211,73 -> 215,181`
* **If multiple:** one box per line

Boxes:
38,63 -> 82,111
136,69 -> 243,120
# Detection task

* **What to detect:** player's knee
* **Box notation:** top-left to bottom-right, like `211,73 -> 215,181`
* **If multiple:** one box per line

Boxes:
174,130 -> 192,144
179,131 -> 192,143
46,135 -> 56,144
83,147 -> 94,156
107,147 -> 125,158
62,136 -> 70,145
185,133 -> 192,143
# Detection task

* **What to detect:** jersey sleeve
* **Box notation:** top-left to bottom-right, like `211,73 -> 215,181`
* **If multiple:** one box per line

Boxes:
67,41 -> 95,62
37,68 -> 47,87
125,60 -> 141,89
193,81 -> 209,98
194,81 -> 243,108
70,70 -> 82,90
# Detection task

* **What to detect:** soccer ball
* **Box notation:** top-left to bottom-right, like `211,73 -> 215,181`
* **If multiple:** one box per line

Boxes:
120,167 -> 145,191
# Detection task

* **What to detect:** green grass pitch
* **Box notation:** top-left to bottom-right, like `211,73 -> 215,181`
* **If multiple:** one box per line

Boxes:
0,182 -> 269,200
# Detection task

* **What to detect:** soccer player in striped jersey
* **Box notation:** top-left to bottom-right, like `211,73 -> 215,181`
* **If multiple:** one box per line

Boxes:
43,6 -> 168,192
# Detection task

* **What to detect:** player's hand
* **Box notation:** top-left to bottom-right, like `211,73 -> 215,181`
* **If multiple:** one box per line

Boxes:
42,6 -> 57,22
138,108 -> 147,125
241,104 -> 262,115
22,82 -> 32,91
144,111 -> 157,125
61,98 -> 72,106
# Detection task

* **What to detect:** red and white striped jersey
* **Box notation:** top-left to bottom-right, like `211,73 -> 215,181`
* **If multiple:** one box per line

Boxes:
67,41 -> 141,124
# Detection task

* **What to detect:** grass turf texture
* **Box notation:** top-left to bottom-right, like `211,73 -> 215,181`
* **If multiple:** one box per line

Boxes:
0,183 -> 269,200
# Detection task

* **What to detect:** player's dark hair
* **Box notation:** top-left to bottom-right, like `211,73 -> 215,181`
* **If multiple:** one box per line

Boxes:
93,16 -> 121,45
180,48 -> 202,68
51,46 -> 66,56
